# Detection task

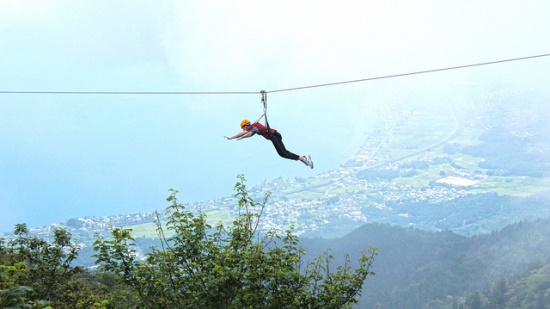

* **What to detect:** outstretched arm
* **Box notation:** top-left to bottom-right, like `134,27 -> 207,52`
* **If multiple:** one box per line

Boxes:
225,131 -> 254,140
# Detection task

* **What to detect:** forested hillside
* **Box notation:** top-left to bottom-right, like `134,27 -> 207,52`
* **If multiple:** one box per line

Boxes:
2,203 -> 549,308
300,217 -> 550,308
466,262 -> 550,308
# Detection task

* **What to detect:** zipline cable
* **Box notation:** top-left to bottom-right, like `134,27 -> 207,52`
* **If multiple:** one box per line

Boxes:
267,53 -> 550,93
1,53 -> 549,96
0,90 -> 257,95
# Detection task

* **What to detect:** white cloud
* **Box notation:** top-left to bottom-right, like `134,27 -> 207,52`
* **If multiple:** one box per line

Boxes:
1,0 -> 550,230
160,0 -> 550,93
0,0 -> 61,25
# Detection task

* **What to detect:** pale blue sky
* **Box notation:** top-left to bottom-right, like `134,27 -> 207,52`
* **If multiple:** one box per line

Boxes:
1,0 -> 550,231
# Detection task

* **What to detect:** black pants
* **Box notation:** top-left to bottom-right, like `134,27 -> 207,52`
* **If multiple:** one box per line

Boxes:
269,132 -> 300,161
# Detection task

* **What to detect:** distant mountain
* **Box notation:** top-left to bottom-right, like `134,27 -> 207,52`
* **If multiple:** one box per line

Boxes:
300,217 -> 550,308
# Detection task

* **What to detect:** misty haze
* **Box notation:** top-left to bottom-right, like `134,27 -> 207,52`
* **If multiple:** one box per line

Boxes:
1,1 -> 550,308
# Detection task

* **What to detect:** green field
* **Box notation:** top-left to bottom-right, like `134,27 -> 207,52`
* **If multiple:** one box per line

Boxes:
123,209 -> 233,239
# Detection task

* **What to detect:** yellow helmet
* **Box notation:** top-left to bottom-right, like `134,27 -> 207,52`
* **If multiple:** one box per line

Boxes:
240,119 -> 250,128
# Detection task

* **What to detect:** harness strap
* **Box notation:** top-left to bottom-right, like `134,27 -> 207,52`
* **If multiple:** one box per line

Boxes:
260,90 -> 272,138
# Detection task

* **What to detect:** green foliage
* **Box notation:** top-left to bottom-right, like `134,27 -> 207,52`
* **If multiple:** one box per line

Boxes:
94,175 -> 377,308
0,224 -> 135,308
465,262 -> 550,309
8,224 -> 79,301
0,263 -> 50,309
303,217 -> 550,308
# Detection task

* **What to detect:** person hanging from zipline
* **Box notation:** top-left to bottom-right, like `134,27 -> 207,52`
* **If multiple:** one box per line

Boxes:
225,119 -> 314,168
225,91 -> 313,168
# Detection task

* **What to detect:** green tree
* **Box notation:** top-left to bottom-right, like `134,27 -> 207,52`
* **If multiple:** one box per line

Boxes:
94,175 -> 377,308
1,224 -> 126,308
8,224 -> 79,302
0,263 -> 50,309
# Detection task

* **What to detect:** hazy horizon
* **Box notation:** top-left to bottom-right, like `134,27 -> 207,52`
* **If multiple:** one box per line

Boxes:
2,0 -> 550,231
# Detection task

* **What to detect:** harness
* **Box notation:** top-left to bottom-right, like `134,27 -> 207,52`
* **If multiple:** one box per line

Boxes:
253,90 -> 272,138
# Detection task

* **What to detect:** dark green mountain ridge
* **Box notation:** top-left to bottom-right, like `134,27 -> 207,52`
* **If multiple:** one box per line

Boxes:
300,217 -> 550,308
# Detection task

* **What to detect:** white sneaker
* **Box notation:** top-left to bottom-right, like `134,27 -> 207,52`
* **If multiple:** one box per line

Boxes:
302,155 -> 314,169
